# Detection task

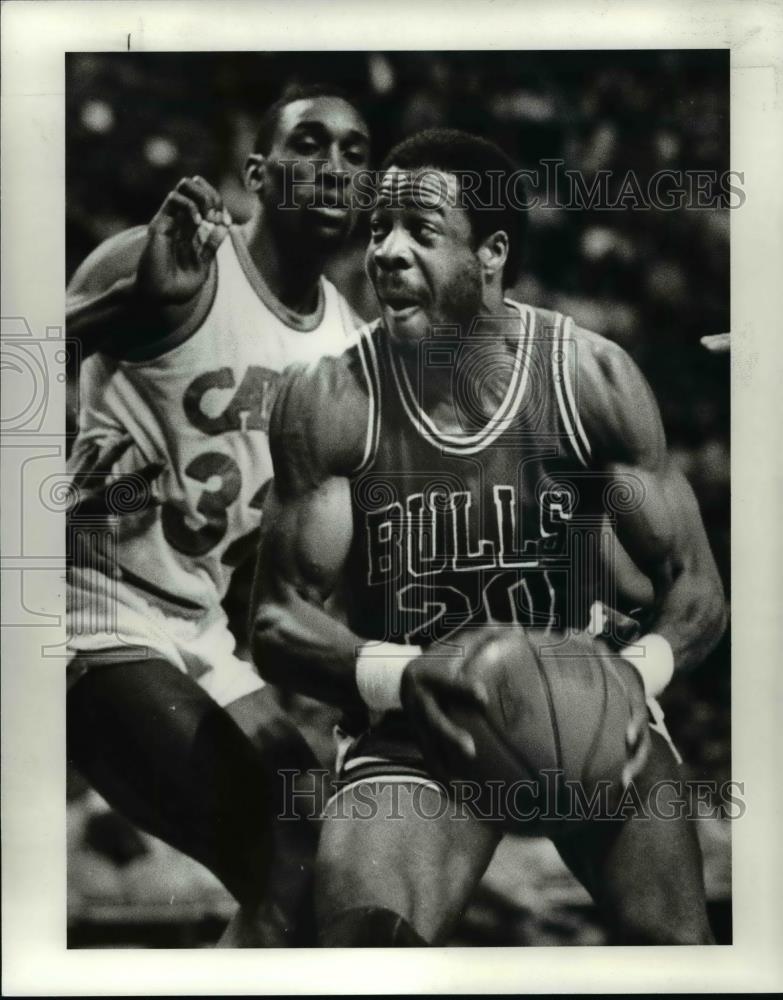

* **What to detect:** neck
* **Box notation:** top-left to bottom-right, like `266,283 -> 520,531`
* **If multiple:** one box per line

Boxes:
241,207 -> 326,315
400,295 -> 519,424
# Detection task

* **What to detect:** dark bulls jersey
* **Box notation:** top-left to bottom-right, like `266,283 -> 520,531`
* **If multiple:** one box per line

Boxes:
342,300 -> 610,647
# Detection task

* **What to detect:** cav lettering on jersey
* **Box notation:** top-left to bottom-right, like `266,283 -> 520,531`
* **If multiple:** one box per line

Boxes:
158,366 -> 279,561
367,484 -> 571,585
183,366 -> 281,435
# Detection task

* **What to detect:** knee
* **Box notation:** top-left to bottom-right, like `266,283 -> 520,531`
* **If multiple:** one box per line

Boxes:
314,827 -> 419,941
315,841 -> 408,922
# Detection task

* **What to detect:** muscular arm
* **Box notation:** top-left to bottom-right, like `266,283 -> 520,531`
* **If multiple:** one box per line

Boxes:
66,227 -> 200,357
577,330 -> 727,673
67,176 -> 228,359
249,357 -> 486,757
248,356 -> 372,710
250,474 -> 366,709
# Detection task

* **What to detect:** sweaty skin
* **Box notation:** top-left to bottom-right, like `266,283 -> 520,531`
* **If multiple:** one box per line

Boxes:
249,323 -> 726,749
573,326 -> 727,671
249,355 -> 490,762
251,151 -> 725,946
251,154 -> 726,749
250,319 -> 726,948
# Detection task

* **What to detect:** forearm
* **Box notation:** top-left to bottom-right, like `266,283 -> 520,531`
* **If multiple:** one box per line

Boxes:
574,336 -> 728,683
67,276 -> 141,356
645,557 -> 727,673
251,585 -> 430,716
251,586 -> 367,710
609,464 -> 726,677
67,275 -> 196,358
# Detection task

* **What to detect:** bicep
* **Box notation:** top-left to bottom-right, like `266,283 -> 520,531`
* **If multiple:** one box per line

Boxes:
609,458 -> 701,581
254,476 -> 354,609
254,356 -> 366,620
655,461 -> 718,579
577,333 -> 724,656
579,335 -> 703,576
610,457 -> 726,665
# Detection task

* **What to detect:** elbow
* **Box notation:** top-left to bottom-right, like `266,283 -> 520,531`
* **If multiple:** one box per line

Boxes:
249,601 -> 288,686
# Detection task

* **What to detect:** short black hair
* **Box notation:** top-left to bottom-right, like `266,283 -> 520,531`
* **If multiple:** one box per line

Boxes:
253,82 -> 357,155
380,128 -> 526,283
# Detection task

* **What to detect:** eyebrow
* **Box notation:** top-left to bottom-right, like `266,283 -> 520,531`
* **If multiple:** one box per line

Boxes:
290,121 -> 370,144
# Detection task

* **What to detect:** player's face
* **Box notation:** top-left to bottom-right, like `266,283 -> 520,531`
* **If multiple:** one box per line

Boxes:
263,96 -> 370,245
366,168 -> 483,349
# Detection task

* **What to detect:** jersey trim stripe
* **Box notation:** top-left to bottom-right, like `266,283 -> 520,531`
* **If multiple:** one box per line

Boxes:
229,227 -> 326,332
387,300 -> 535,456
552,314 -> 591,468
560,315 -> 592,460
352,325 -> 382,475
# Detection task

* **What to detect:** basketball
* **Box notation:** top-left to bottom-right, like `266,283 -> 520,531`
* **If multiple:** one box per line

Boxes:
446,628 -> 650,833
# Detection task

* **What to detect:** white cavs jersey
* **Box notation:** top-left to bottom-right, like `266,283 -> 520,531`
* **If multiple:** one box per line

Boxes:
69,227 -> 359,620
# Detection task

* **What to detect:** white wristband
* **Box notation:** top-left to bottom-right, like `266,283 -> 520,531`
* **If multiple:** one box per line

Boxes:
356,641 -> 422,712
620,633 -> 675,698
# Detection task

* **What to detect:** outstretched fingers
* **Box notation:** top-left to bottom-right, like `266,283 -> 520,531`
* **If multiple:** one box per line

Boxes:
150,176 -> 232,262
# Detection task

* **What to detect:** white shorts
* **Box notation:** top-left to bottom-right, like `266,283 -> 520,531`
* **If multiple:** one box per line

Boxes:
67,568 -> 264,708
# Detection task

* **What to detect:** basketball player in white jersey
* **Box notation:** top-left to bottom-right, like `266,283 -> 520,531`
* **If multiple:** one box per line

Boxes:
65,85 -> 371,946
250,129 -> 727,946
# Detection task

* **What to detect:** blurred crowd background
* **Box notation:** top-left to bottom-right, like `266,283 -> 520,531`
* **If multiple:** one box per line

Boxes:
66,50 -> 731,947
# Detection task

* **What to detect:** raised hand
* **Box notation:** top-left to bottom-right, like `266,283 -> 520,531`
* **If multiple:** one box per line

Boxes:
136,175 -> 232,306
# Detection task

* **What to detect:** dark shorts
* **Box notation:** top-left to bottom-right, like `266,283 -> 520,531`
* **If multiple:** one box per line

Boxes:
328,712 -> 438,809
328,700 -> 682,812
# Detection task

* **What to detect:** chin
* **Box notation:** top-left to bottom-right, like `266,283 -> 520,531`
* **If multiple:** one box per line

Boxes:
306,225 -> 345,249
385,313 -> 429,350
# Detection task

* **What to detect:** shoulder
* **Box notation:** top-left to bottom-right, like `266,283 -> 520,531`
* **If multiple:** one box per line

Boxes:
512,300 -> 623,377
321,276 -> 370,341
67,226 -> 148,296
270,333 -> 376,496
510,301 -> 666,467
567,321 -> 666,468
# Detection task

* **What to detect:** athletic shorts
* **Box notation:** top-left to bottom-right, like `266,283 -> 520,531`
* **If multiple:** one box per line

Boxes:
67,567 -> 263,708
327,713 -> 440,811
327,697 -> 682,811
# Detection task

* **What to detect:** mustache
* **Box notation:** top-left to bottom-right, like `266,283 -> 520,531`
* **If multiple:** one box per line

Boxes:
374,281 -> 425,302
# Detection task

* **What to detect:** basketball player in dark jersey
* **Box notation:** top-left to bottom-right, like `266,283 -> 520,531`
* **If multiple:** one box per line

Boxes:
250,129 -> 727,946
66,85 -> 370,946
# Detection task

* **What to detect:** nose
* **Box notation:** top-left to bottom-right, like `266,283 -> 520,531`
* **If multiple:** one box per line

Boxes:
373,224 -> 413,271
325,142 -> 350,180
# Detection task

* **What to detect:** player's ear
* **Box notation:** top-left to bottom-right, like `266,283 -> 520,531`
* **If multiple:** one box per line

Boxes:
477,230 -> 509,280
244,153 -> 267,195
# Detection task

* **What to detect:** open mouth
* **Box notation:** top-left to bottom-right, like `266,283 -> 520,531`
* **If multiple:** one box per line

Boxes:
380,294 -> 423,319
